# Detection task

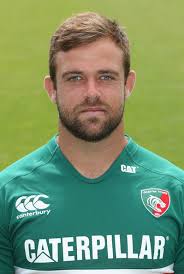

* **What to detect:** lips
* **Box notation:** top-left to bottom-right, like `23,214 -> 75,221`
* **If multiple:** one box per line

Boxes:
80,107 -> 105,112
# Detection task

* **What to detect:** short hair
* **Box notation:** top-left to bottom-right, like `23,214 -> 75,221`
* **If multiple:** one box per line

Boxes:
49,12 -> 130,86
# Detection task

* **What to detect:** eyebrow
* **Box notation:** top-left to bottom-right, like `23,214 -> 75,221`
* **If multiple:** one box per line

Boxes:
97,70 -> 120,77
62,69 -> 120,78
62,71 -> 83,78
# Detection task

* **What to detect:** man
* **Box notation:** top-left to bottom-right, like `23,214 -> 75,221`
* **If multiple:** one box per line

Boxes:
0,12 -> 183,274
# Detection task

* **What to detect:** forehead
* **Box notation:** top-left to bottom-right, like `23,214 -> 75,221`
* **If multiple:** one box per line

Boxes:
55,38 -> 124,74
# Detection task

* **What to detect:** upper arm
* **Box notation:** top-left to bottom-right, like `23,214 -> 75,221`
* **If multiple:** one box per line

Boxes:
0,187 -> 14,273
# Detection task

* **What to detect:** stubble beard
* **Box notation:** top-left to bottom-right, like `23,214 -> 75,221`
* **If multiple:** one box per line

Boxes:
56,96 -> 125,143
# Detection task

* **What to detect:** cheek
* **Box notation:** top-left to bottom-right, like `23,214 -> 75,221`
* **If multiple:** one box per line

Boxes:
112,97 -> 124,111
57,89 -> 82,110
104,88 -> 125,108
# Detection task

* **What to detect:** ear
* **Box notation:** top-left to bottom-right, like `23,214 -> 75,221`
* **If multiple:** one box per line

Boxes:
124,70 -> 136,99
44,76 -> 57,104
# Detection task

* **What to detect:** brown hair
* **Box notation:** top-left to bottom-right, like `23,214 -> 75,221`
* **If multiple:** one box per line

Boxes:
49,12 -> 130,86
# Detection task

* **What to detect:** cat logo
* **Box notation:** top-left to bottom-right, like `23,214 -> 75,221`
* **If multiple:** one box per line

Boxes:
141,188 -> 170,218
121,164 -> 137,174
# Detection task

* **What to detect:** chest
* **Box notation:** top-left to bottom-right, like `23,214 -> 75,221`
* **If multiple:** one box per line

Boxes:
10,176 -> 179,272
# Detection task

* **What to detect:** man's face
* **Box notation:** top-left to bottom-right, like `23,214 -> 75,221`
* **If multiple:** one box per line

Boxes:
53,38 -> 130,142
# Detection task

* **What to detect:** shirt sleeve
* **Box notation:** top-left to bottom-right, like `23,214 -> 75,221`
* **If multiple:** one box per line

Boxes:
174,234 -> 184,274
173,185 -> 184,274
0,186 -> 14,273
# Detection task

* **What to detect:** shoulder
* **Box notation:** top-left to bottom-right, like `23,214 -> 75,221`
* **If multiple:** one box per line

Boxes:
0,136 -> 58,190
125,137 -> 184,184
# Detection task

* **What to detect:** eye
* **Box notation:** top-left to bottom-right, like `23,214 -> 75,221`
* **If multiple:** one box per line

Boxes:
67,75 -> 83,81
100,75 -> 114,81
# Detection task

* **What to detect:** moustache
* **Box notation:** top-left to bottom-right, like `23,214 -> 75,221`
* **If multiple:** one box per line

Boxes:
74,96 -> 109,112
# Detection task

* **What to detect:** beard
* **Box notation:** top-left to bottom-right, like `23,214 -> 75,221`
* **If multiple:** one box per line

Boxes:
56,95 -> 125,143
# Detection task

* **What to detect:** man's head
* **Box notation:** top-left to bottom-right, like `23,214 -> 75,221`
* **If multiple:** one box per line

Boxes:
49,12 -> 130,89
45,12 -> 136,142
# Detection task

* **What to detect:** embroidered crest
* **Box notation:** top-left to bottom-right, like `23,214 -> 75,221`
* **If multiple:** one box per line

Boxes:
141,188 -> 170,218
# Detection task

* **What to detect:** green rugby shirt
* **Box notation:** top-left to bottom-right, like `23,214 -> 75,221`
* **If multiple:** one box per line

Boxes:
0,135 -> 184,274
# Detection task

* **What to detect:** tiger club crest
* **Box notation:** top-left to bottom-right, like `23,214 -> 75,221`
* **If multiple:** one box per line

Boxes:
141,188 -> 170,218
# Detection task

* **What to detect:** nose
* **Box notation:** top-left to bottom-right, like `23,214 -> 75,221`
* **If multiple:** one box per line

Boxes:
85,78 -> 100,97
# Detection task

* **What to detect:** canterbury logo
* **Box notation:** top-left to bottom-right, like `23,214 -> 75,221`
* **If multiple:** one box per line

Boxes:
147,195 -> 166,213
15,194 -> 50,213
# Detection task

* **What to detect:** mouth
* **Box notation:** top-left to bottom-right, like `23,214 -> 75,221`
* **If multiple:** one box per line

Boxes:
80,107 -> 106,113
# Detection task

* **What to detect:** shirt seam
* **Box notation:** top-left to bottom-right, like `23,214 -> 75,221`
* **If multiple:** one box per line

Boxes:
125,146 -> 184,185
125,140 -> 139,157
0,145 -> 58,190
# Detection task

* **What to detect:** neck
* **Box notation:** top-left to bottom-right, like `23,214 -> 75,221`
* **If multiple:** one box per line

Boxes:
57,123 -> 127,179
